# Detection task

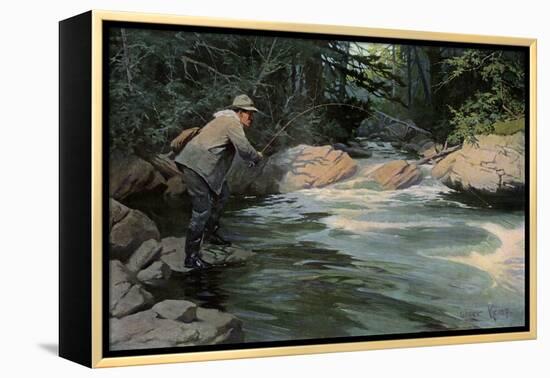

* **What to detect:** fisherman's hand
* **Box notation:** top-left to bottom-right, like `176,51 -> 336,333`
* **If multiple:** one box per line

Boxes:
248,152 -> 263,168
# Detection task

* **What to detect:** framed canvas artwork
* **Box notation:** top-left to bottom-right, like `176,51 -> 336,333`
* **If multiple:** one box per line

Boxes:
59,10 -> 537,368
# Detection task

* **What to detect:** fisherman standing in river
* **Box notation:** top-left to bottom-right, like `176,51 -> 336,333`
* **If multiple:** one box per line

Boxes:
173,95 -> 263,269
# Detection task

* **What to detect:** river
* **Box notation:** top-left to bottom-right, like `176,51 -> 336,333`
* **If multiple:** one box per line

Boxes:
143,142 -> 526,343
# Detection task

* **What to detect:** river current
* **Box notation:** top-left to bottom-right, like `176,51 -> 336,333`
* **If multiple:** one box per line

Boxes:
146,142 -> 526,343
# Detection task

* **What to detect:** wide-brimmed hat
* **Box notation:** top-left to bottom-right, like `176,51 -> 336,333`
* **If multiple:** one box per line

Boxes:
230,94 -> 259,112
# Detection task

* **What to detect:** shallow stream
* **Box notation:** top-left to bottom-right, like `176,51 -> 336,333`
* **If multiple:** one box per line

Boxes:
140,142 -> 526,343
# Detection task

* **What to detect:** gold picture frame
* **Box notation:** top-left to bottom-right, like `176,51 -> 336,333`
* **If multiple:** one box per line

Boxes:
59,9 -> 537,368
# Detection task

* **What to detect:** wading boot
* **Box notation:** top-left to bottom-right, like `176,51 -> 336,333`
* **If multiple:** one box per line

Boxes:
205,224 -> 232,246
184,238 -> 212,269
184,253 -> 212,269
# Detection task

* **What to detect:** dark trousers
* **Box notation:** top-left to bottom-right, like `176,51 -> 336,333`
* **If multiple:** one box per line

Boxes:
178,165 -> 230,256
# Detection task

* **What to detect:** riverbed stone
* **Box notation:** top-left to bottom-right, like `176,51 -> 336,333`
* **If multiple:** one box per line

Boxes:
365,160 -> 423,190
159,236 -> 255,273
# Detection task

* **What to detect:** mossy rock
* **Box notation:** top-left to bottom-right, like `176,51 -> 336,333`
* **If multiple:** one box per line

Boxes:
493,118 -> 525,136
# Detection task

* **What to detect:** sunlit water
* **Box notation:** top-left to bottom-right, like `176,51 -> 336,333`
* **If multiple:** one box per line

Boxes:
144,142 -> 526,343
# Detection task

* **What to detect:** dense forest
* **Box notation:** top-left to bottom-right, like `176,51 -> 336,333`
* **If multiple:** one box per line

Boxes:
108,27 -> 526,157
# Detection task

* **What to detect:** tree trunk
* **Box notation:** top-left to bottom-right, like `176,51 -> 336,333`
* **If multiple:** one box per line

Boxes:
120,28 -> 133,91
413,46 -> 431,104
407,46 -> 412,107
339,41 -> 350,99
304,41 -> 325,104
392,44 -> 396,98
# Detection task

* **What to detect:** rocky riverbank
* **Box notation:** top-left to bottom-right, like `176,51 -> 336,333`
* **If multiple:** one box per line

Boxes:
109,197 -> 254,350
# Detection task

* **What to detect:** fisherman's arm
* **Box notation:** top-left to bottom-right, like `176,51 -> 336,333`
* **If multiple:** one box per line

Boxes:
227,122 -> 262,163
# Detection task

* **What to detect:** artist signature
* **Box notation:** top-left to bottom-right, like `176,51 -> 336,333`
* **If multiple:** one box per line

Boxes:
487,304 -> 512,321
459,304 -> 511,322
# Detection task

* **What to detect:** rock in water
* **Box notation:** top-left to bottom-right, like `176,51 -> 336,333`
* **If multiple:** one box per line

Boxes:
432,132 -> 524,200
254,145 -> 358,194
228,144 -> 357,195
273,145 -> 357,192
109,199 -> 160,261
365,160 -> 423,190
159,236 -> 255,273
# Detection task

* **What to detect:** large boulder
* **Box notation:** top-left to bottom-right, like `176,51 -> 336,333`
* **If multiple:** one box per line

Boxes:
432,132 -> 524,200
110,152 -> 166,200
110,301 -> 243,350
229,144 -> 357,194
364,160 -> 423,190
109,199 -> 160,261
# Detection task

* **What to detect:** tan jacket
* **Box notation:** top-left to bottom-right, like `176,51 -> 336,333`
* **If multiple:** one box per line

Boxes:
175,110 -> 261,194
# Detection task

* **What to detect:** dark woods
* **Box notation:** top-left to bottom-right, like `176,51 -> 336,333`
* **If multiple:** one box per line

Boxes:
108,27 -> 526,157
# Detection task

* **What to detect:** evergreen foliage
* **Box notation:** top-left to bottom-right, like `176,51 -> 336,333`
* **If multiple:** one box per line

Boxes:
108,27 -> 526,154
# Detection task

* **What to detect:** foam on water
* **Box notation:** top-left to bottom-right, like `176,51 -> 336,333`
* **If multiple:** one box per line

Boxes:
233,147 -> 525,299
427,222 -> 525,294
325,216 -> 454,233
